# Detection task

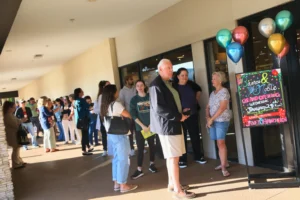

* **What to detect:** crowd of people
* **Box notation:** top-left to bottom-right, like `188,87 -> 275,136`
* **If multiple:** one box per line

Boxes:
2,58 -> 232,199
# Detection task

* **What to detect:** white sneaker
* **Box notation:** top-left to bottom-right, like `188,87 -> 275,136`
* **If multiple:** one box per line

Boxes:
102,151 -> 108,157
144,149 -> 148,154
64,141 -> 68,145
130,149 -> 135,157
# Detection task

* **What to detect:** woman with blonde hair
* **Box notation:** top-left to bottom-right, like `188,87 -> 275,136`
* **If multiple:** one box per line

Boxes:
206,71 -> 232,177
3,101 -> 27,169
38,97 -> 59,153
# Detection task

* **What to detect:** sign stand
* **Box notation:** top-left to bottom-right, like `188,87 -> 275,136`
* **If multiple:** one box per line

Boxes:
236,92 -> 300,189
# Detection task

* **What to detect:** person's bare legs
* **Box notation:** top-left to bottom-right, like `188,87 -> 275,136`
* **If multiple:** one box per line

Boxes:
217,140 -> 228,171
166,159 -> 173,187
168,157 -> 182,193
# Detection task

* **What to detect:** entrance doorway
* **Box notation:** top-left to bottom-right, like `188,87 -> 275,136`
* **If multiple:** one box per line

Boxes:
239,1 -> 300,171
204,38 -> 238,162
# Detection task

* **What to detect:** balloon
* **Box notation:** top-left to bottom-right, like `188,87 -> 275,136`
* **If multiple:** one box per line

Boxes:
275,10 -> 293,32
226,42 -> 244,63
232,26 -> 249,45
268,34 -> 286,55
278,42 -> 290,58
258,18 -> 276,38
216,29 -> 232,48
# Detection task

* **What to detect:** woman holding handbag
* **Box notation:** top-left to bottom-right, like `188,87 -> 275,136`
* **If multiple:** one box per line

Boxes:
74,88 -> 94,156
101,84 -> 138,193
130,80 -> 157,180
3,101 -> 27,169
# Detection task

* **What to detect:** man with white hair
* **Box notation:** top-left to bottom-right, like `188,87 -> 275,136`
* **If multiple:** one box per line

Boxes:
149,59 -> 195,199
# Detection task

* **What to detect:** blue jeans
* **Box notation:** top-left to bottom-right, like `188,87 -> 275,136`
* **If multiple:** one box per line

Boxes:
107,134 -> 131,184
57,121 -> 65,141
209,121 -> 230,140
22,122 -> 38,148
88,118 -> 98,145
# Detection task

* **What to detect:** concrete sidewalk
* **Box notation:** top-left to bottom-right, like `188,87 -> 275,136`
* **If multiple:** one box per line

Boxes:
10,140 -> 300,200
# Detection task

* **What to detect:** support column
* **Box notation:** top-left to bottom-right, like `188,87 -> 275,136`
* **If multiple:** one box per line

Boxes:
0,106 -> 14,200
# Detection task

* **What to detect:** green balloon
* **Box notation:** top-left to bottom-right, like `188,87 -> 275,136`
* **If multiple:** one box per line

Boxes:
216,29 -> 232,48
275,10 -> 293,32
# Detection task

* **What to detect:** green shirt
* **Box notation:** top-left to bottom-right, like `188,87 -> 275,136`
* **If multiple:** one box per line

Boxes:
26,103 -> 38,117
164,80 -> 182,113
130,94 -> 150,131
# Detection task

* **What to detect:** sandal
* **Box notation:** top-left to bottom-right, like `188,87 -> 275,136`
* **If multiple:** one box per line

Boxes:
120,184 -> 138,193
45,148 -> 50,153
168,185 -> 190,192
173,190 -> 196,199
214,164 -> 230,171
114,186 -> 120,191
222,170 -> 231,177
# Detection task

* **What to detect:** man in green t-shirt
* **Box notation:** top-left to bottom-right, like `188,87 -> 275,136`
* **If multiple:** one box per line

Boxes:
27,97 -> 43,136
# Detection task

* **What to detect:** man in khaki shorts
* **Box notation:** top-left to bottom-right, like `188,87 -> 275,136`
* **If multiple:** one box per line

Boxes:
149,59 -> 195,199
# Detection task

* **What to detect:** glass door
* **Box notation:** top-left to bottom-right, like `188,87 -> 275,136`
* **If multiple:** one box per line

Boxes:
204,38 -> 238,162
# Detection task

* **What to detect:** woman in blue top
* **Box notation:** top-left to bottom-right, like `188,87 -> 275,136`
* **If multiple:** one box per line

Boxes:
38,96 -> 59,153
54,99 -> 65,143
130,80 -> 157,180
74,88 -> 94,156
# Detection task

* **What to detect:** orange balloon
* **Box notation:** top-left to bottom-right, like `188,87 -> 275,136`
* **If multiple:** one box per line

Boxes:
278,42 -> 290,58
268,34 -> 286,55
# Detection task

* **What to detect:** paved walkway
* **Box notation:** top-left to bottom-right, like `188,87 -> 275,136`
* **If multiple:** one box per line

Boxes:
9,138 -> 300,200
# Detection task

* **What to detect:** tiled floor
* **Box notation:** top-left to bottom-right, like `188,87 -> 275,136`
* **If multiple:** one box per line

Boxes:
9,138 -> 300,200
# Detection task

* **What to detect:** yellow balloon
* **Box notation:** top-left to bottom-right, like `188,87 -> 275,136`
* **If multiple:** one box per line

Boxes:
268,33 -> 286,55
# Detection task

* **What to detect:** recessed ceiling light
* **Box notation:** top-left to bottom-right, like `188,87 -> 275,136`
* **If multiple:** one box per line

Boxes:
2,88 -> 6,90
69,19 -> 75,23
6,50 -> 12,52
11,78 -> 17,81
88,0 -> 97,2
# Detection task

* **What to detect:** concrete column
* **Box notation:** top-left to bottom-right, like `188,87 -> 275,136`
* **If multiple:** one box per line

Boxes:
0,106 -> 15,199
227,57 -> 254,166
192,41 -> 217,159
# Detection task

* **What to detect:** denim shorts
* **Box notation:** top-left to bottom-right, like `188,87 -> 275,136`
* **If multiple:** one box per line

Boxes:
209,121 -> 230,140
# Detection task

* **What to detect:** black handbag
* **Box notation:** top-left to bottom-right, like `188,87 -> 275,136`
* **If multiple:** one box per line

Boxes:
77,117 -> 90,130
104,102 -> 131,135
17,125 -> 30,145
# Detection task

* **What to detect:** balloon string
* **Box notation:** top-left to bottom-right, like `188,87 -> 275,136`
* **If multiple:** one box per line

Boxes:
277,57 -> 281,68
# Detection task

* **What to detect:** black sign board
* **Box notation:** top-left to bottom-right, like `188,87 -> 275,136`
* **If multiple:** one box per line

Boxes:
236,69 -> 287,128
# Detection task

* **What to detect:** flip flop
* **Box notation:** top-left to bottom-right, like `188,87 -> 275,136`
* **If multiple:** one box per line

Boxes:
214,164 -> 230,171
120,185 -> 138,193
114,186 -> 120,191
222,170 -> 231,177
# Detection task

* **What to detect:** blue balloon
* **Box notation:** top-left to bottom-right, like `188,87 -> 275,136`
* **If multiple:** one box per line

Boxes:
226,42 -> 244,63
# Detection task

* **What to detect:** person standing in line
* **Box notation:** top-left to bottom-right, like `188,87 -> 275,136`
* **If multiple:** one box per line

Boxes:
101,84 -> 138,193
54,99 -> 66,143
84,96 -> 99,146
130,80 -> 158,180
3,101 -> 27,169
61,96 -> 77,144
173,68 -> 207,168
38,97 -> 59,153
119,75 -> 136,156
26,97 -> 43,138
74,88 -> 94,156
69,94 -> 81,145
206,71 -> 232,177
94,80 -> 110,156
149,59 -> 195,199
15,99 -> 39,150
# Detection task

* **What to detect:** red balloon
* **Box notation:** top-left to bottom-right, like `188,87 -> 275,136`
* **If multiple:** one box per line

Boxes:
232,26 -> 249,45
278,42 -> 290,58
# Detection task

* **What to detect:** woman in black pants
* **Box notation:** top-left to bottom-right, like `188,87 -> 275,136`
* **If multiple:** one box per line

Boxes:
74,88 -> 94,156
130,80 -> 158,179
173,68 -> 207,168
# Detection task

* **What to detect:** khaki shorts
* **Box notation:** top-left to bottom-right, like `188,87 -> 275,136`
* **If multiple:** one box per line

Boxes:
159,133 -> 186,159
